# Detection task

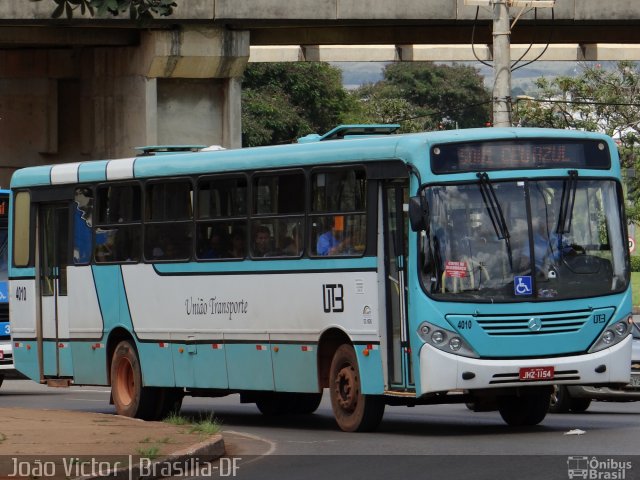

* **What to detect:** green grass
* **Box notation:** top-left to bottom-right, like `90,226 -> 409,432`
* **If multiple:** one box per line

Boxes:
189,414 -> 221,435
163,412 -> 191,426
163,413 -> 221,436
135,446 -> 160,460
632,272 -> 640,308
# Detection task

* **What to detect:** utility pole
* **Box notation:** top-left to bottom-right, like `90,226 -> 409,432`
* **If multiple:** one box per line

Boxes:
466,0 -> 555,127
492,0 -> 512,127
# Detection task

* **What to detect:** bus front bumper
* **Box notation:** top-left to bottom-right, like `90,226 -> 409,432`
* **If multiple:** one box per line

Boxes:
418,335 -> 632,395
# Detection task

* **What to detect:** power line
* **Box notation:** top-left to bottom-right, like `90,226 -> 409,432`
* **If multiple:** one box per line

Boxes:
519,97 -> 640,107
397,100 -> 494,125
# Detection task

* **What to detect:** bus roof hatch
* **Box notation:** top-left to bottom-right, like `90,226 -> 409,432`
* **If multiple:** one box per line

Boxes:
134,145 -> 207,156
297,124 -> 400,143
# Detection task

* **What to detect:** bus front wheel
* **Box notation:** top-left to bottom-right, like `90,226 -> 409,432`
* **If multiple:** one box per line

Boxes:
498,387 -> 552,427
110,340 -> 157,420
329,344 -> 384,432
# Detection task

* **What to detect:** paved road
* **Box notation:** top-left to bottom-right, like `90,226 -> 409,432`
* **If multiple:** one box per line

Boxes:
1,380 -> 639,479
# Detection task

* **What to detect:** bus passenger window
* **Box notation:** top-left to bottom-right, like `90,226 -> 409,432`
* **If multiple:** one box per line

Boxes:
13,191 -> 31,267
73,187 -> 93,265
310,168 -> 367,257
144,180 -> 193,262
251,171 -> 305,258
196,176 -> 248,261
196,221 -> 247,260
94,184 -> 141,263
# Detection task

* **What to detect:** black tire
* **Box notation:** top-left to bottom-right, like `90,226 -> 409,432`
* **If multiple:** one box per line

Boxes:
549,385 -> 572,413
155,388 -> 184,419
329,344 -> 385,432
110,340 -> 157,420
255,392 -> 322,415
255,393 -> 289,416
569,397 -> 592,413
0,374 -> 4,389
289,392 -> 323,414
498,387 -> 551,427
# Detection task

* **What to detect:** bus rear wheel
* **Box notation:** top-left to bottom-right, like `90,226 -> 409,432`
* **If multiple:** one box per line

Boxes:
290,392 -> 323,414
110,340 -> 157,420
154,388 -> 184,419
498,387 -> 552,427
255,392 -> 322,415
329,344 -> 384,432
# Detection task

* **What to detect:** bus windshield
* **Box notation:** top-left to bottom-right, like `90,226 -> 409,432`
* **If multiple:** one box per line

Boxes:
419,178 -> 628,302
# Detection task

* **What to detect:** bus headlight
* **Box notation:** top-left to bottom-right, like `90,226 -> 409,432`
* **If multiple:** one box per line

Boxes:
589,316 -> 631,353
417,321 -> 479,358
431,330 -> 445,344
614,321 -> 628,336
449,337 -> 462,351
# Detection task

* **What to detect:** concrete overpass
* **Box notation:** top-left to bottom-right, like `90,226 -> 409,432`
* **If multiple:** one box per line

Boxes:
1,0 -> 640,184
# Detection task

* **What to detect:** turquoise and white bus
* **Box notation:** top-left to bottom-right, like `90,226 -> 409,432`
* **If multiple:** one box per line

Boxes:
0,189 -> 13,386
8,126 -> 633,431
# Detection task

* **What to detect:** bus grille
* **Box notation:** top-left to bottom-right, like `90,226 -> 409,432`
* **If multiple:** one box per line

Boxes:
475,310 -> 592,336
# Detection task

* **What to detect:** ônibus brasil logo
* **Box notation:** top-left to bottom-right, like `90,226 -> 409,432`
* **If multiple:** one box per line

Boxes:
567,456 -> 632,479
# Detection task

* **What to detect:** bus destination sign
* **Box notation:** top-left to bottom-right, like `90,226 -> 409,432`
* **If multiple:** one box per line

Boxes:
431,139 -> 611,174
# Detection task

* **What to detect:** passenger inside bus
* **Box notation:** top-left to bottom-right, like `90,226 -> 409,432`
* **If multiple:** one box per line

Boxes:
229,228 -> 246,258
201,228 -> 229,259
252,225 -> 272,257
316,216 -> 351,256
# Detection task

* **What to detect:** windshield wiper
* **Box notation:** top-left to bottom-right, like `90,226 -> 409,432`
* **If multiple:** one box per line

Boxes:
477,172 -> 512,268
556,170 -> 578,234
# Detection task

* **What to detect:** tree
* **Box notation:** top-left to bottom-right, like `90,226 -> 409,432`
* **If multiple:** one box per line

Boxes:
241,63 -> 356,147
351,63 -> 491,132
33,0 -> 176,20
515,61 -> 640,223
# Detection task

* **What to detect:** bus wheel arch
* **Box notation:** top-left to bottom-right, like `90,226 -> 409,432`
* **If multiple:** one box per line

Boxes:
107,330 -> 181,420
327,343 -> 385,432
110,338 -> 157,419
317,328 -> 352,389
106,328 -> 135,385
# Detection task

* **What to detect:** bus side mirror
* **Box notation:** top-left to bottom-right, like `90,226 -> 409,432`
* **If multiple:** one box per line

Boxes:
409,195 -> 429,232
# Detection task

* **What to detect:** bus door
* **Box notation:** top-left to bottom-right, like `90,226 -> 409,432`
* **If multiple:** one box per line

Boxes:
37,203 -> 72,380
383,180 -> 413,390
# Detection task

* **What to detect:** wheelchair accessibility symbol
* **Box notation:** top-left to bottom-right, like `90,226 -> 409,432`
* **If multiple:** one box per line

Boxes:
514,276 -> 532,296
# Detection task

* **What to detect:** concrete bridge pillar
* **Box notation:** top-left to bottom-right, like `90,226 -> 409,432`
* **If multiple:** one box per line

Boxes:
0,26 -> 249,186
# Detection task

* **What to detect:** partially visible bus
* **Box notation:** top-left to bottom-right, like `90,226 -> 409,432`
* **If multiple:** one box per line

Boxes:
8,126 -> 633,431
0,189 -> 14,386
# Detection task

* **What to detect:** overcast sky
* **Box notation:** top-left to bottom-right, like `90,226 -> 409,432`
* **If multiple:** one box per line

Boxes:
335,61 -> 580,93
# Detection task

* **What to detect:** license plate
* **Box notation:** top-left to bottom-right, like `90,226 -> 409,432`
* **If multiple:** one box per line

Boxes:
630,374 -> 640,387
519,366 -> 554,381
